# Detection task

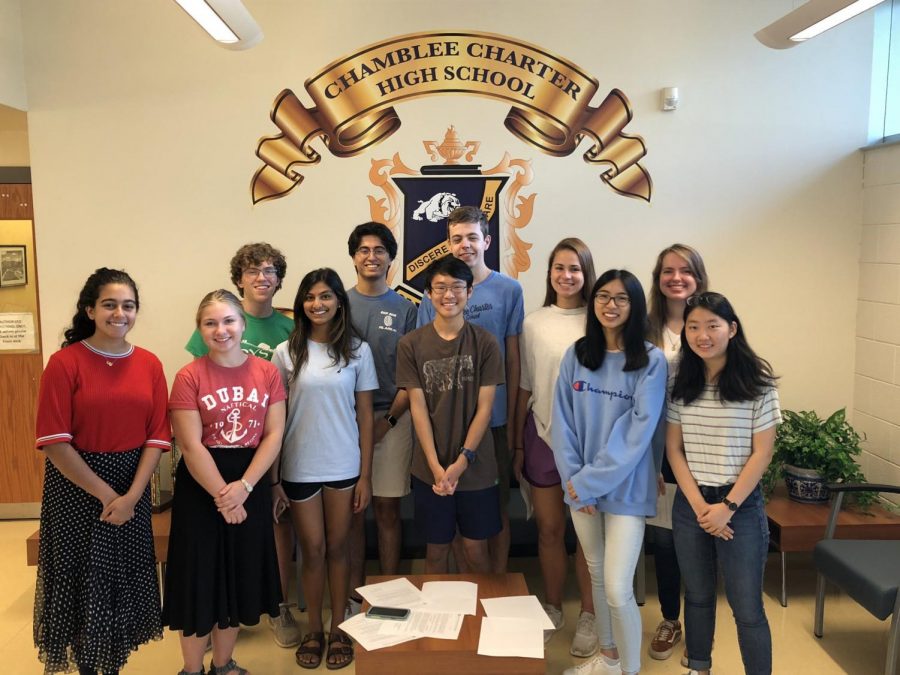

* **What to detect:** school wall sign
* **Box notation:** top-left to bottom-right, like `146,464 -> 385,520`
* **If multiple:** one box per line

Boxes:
251,31 -> 652,204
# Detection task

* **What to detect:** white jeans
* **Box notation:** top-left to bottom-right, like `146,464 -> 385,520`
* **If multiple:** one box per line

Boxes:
570,508 -> 645,674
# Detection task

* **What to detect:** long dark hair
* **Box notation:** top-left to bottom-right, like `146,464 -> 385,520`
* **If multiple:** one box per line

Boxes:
647,244 -> 708,348
286,268 -> 358,382
670,292 -> 777,405
575,269 -> 649,372
542,237 -> 596,307
63,268 -> 139,347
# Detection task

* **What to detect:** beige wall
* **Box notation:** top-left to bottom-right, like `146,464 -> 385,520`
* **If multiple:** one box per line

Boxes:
0,0 -> 27,111
855,143 -> 900,491
20,1 -> 869,418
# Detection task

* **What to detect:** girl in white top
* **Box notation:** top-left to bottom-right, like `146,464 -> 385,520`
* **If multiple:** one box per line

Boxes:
271,268 -> 377,670
645,244 -> 709,663
513,238 -> 599,656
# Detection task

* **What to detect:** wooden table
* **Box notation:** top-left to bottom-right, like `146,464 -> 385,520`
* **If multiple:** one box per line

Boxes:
355,573 -> 545,675
766,489 -> 900,606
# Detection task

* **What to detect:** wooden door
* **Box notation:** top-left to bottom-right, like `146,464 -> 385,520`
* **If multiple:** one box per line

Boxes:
0,183 -> 45,517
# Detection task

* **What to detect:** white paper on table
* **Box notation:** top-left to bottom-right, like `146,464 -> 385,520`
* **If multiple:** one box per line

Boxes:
480,595 -> 554,629
477,617 -> 544,659
421,580 -> 478,615
337,613 -> 420,651
519,478 -> 535,520
355,577 -> 426,609
646,483 -> 676,529
376,609 -> 464,640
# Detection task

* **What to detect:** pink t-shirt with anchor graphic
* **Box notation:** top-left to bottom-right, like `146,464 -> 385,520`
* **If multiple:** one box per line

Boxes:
169,355 -> 286,448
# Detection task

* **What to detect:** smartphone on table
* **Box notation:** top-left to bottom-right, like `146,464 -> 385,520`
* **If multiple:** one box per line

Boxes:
365,606 -> 411,621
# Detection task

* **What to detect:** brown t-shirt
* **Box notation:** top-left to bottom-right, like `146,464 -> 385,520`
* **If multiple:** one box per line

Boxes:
396,322 -> 505,491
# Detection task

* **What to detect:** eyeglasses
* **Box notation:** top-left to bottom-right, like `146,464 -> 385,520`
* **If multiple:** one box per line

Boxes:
355,246 -> 388,257
686,292 -> 722,307
430,283 -> 468,295
594,292 -> 630,307
243,267 -> 279,279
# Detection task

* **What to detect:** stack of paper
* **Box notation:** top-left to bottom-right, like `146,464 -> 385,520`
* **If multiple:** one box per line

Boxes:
477,595 -> 553,659
340,579 -> 474,649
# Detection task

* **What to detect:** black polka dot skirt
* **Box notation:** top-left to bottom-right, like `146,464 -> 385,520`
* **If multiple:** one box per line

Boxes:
33,448 -> 162,674
162,447 -> 280,636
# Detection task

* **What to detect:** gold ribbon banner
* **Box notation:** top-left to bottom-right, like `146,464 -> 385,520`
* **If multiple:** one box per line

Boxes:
251,31 -> 652,204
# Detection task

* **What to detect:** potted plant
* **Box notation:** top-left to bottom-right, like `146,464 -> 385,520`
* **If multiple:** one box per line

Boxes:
761,408 -> 875,507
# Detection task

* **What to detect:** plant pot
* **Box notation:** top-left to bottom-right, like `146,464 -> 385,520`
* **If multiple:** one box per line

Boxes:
783,464 -> 830,503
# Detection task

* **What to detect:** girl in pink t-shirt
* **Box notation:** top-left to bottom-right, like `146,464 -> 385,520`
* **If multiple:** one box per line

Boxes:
163,289 -> 286,675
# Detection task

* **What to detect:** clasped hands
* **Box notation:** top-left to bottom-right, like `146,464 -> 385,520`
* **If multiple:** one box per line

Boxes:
215,480 -> 250,524
431,456 -> 467,496
566,480 -> 597,515
100,492 -> 137,526
696,501 -> 734,540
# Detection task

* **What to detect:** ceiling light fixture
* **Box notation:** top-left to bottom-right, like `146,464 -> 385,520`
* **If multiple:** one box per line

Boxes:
174,0 -> 263,50
755,0 -> 885,49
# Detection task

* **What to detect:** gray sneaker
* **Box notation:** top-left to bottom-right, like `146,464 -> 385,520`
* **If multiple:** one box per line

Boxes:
542,603 -> 565,644
570,610 -> 599,657
268,602 -> 301,648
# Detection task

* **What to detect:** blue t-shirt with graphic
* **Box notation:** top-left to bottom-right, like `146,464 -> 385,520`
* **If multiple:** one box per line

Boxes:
417,270 -> 524,426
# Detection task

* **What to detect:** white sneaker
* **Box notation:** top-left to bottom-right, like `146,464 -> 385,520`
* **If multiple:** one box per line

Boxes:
562,654 -> 622,675
542,603 -> 565,644
267,602 -> 301,648
570,610 -> 599,657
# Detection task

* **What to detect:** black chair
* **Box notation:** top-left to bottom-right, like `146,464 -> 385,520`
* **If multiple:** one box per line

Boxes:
813,483 -> 900,675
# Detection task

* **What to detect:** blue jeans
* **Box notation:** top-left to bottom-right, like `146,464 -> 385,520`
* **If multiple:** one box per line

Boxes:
672,485 -> 772,674
649,524 -> 681,620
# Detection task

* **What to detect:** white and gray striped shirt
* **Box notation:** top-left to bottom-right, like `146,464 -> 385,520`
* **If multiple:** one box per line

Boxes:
667,384 -> 781,486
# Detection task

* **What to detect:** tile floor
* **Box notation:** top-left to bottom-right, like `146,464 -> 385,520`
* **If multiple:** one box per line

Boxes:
1,518 -> 894,674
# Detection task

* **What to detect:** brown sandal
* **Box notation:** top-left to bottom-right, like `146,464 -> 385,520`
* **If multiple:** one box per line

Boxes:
295,631 -> 325,669
326,631 -> 354,670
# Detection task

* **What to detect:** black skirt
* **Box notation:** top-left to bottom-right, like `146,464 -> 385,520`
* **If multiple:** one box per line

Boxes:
34,448 -> 162,674
162,447 -> 280,636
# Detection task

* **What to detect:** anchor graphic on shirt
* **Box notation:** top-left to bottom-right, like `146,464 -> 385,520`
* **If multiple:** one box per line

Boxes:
221,408 -> 248,444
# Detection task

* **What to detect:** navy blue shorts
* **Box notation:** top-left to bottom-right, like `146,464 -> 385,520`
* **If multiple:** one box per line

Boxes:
282,476 -> 358,502
411,475 -> 502,545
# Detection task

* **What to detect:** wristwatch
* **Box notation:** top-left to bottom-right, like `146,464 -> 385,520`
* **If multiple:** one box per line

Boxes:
460,447 -> 477,465
722,496 -> 738,511
383,412 -> 398,428
240,478 -> 253,493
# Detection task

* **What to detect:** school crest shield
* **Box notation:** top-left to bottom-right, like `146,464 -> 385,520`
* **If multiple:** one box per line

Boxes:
368,126 -> 536,303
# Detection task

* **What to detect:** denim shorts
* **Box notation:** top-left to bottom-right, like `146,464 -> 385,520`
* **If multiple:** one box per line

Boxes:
411,475 -> 502,544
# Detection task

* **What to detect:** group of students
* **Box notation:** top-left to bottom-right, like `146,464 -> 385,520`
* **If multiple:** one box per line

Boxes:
31,205 -> 780,675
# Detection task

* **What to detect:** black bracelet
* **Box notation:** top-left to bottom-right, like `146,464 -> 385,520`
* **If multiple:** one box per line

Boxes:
271,479 -> 280,486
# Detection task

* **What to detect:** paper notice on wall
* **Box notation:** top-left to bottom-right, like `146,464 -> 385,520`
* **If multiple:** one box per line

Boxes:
0,312 -> 36,350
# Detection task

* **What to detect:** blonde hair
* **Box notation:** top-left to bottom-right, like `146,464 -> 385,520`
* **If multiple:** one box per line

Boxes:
195,289 -> 244,328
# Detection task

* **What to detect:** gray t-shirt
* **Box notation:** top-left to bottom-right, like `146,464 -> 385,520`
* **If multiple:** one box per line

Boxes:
348,287 -> 417,411
396,322 -> 504,491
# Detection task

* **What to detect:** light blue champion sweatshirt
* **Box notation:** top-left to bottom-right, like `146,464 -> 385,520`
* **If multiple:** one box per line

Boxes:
551,342 -> 667,516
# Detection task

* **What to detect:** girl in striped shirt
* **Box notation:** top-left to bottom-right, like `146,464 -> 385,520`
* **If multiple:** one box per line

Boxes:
666,292 -> 780,675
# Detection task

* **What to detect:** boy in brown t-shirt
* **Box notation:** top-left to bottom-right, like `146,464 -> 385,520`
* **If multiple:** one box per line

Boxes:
396,256 -> 504,573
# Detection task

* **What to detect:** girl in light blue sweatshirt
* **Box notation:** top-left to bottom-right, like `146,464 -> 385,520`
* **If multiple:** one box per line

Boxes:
552,269 -> 667,675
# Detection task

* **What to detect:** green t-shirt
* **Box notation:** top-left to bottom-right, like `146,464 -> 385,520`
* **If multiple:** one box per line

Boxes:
185,310 -> 294,362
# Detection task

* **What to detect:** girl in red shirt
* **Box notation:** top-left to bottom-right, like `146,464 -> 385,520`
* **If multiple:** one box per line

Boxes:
34,267 -> 171,675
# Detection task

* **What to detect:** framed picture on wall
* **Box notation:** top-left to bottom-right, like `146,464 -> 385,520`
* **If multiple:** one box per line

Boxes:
0,245 -> 27,288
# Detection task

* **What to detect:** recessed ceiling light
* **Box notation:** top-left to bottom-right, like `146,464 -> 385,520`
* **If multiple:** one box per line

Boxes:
174,0 -> 262,50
